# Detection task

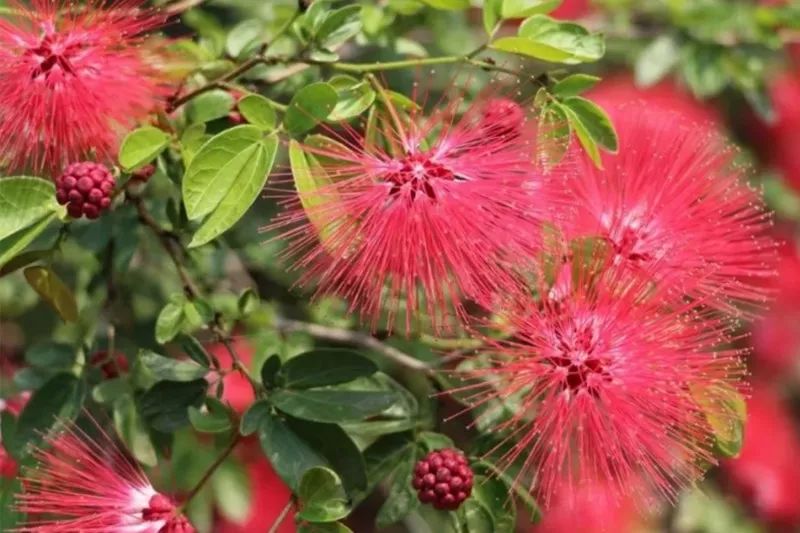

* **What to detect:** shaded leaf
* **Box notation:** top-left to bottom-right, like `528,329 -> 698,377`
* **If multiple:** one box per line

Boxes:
278,349 -> 378,389
258,411 -> 328,490
24,266 -> 78,322
297,467 -> 350,523
271,389 -> 399,423
138,379 -> 208,433
139,350 -> 208,382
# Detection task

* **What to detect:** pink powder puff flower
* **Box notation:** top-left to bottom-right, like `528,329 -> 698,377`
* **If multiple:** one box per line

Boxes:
564,104 -> 776,317
0,0 -> 167,175
453,259 -> 746,508
268,90 -> 566,334
14,416 -> 194,532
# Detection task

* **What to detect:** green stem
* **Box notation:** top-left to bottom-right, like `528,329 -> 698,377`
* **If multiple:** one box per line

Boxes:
331,55 -> 465,73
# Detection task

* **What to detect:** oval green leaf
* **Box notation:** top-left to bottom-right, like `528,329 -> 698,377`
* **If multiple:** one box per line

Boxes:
271,389 -> 399,423
188,134 -> 278,248
278,349 -> 378,389
285,82 -> 338,136
237,94 -> 277,131
0,177 -> 59,242
23,266 -> 78,322
297,467 -> 350,523
119,127 -> 170,171
182,125 -> 264,220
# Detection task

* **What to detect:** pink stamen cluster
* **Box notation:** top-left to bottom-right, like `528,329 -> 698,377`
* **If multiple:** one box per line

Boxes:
0,0 -> 166,175
272,87 -> 776,508
14,417 -> 194,532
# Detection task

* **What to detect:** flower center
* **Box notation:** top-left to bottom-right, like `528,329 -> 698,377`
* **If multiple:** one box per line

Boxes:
608,225 -> 653,264
548,318 -> 612,393
26,34 -> 83,80
142,493 -> 175,522
385,153 -> 460,201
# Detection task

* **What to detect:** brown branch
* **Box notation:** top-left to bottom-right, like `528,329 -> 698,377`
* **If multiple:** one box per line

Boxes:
181,434 -> 241,509
274,317 -> 434,375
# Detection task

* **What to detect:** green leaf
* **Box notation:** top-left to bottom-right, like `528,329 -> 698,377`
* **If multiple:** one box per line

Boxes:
375,445 -> 419,527
419,0 -> 470,9
681,44 -> 727,98
118,127 -> 170,171
285,82 -> 338,136
139,350 -> 208,381
0,177 -> 59,242
188,397 -> 233,433
138,379 -> 208,432
260,355 -> 282,388
492,15 -> 604,64
635,35 -> 680,87
0,213 -> 57,270
691,383 -> 747,458
237,94 -> 277,131
25,342 -> 75,368
226,19 -> 263,58
317,5 -> 362,50
188,134 -> 278,248
297,467 -> 350,523
501,0 -> 562,18
298,523 -> 353,533
187,89 -> 235,124
271,389 -> 399,423
356,433 -> 414,503
92,377 -> 130,404
560,96 -> 618,152
418,431 -> 455,452
491,36 -> 574,62
15,373 -> 82,450
471,476 -> 516,533
155,301 -> 185,344
537,101 -> 571,169
552,73 -> 601,97
180,123 -> 209,167
277,349 -> 378,389
24,266 -> 78,322
483,0 -> 503,34
258,411 -> 328,490
240,399 -> 271,436
285,416 -> 368,494
113,394 -> 158,467
183,125 -> 264,220
328,75 -> 376,121
463,501 -> 494,532
177,334 -> 212,367
560,102 -> 601,167
289,140 -> 339,246
212,459 -> 251,523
